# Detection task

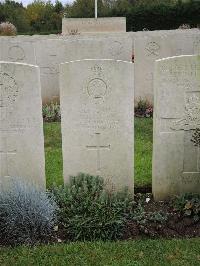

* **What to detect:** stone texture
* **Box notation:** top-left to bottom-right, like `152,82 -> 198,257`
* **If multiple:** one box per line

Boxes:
64,36 -> 132,62
134,33 -> 170,103
60,59 -> 134,190
62,17 -> 126,35
0,62 -> 45,188
0,39 -> 36,64
134,30 -> 200,103
153,55 -> 200,201
35,39 -> 66,103
35,37 -> 132,103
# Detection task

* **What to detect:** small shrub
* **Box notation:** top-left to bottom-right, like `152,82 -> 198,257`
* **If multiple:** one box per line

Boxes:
173,193 -> 200,222
43,102 -> 61,122
0,178 -> 58,246
53,173 -> 135,241
130,198 -> 168,236
135,99 -> 153,118
0,22 -> 17,36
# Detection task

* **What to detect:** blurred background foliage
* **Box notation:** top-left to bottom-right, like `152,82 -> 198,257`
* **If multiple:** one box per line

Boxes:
0,0 -> 199,34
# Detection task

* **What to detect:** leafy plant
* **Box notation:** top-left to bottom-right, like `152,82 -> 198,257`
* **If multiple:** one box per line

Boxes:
0,178 -> 58,246
53,173 -> 135,241
43,102 -> 61,122
133,203 -> 168,225
173,193 -> 200,222
191,128 -> 200,147
135,99 -> 153,118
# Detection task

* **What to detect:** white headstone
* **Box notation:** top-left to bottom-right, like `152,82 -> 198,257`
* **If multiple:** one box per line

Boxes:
36,37 -> 132,103
153,55 -> 200,201
60,59 -> 134,190
0,62 -> 45,188
64,36 -> 132,62
134,31 -> 200,103
0,39 -> 36,64
35,39 -> 66,103
134,34 -> 170,103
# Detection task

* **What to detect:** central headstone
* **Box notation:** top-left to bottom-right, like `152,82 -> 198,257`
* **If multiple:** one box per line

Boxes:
0,62 -> 45,188
153,55 -> 200,200
60,59 -> 134,190
35,37 -> 132,103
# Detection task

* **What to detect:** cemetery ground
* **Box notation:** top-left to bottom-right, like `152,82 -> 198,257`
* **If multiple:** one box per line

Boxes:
43,118 -> 200,239
0,117 -> 200,265
0,117 -> 199,264
44,117 -> 153,189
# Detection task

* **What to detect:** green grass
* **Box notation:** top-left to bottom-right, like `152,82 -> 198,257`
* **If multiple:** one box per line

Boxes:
134,118 -> 153,187
0,239 -> 200,265
44,118 -> 153,189
44,122 -> 63,188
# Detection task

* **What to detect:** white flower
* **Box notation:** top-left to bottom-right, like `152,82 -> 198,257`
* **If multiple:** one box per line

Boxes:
146,197 -> 150,203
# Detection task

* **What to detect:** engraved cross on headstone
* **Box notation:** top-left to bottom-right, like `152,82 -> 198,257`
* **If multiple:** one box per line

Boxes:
86,133 -> 110,173
0,136 -> 17,177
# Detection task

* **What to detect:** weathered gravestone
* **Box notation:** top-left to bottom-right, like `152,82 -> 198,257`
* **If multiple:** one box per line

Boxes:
0,62 -> 45,188
64,36 -> 132,62
62,17 -> 126,35
0,39 -> 36,64
134,34 -> 170,103
35,39 -> 66,104
60,59 -> 134,190
153,55 -> 200,201
134,30 -> 200,103
35,37 -> 132,104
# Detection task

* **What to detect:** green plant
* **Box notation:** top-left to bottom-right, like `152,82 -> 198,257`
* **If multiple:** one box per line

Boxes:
173,193 -> 200,222
0,179 -> 58,246
191,128 -> 200,147
43,102 -> 61,122
53,173 -> 135,241
135,99 -> 153,118
133,204 -> 168,225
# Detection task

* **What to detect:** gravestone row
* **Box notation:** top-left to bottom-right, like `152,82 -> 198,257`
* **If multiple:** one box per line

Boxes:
1,38 -> 200,200
0,59 -> 134,192
0,29 -> 200,104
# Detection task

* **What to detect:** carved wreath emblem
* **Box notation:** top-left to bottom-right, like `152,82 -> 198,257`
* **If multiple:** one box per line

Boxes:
171,94 -> 200,130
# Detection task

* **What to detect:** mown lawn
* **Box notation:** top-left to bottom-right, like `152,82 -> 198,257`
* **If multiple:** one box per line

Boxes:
44,118 -> 153,188
0,239 -> 200,265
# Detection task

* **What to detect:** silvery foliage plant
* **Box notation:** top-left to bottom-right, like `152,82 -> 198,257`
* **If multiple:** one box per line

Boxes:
0,178 -> 58,246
